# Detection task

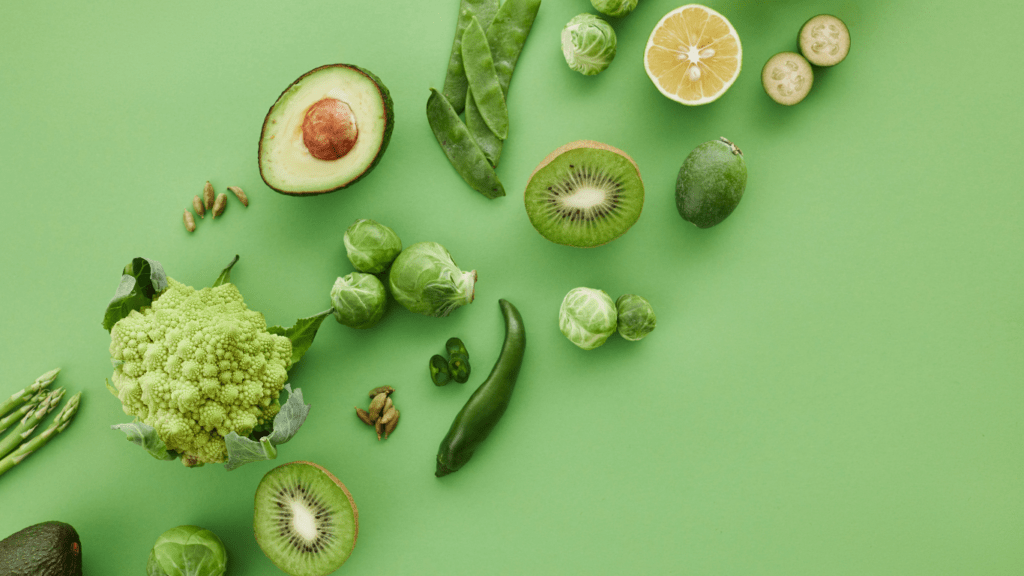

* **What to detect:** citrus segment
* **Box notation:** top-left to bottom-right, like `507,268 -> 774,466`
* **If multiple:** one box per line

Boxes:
644,4 -> 742,105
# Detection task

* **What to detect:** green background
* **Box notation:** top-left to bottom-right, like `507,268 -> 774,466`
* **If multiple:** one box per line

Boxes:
1,0 -> 1022,574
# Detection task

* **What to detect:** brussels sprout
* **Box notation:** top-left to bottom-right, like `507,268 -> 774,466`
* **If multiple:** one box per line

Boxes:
388,242 -> 477,317
561,14 -> 617,76
343,219 -> 402,274
147,525 -> 227,576
615,294 -> 656,341
591,0 -> 637,18
559,287 -> 617,350
330,272 -> 387,329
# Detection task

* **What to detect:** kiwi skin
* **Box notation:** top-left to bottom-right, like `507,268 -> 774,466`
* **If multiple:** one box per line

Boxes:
525,140 -> 644,248
254,461 -> 359,576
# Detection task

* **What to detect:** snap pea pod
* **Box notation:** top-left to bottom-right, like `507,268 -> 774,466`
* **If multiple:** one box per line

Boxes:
461,17 -> 509,140
436,299 -> 526,477
465,0 -> 542,166
441,0 -> 500,113
426,88 -> 506,199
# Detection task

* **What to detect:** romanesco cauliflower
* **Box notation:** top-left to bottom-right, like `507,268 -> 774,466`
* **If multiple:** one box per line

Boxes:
108,278 -> 293,466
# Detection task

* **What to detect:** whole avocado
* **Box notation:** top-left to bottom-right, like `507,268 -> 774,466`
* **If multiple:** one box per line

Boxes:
675,137 -> 748,228
0,521 -> 82,576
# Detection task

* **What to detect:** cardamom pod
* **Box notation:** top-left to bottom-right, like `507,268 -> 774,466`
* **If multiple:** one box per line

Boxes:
227,185 -> 249,207
355,407 -> 374,426
384,409 -> 400,439
380,406 -> 397,425
368,386 -> 395,398
212,193 -> 227,218
192,195 -> 205,218
368,392 -> 387,421
383,396 -> 393,414
183,209 -> 196,232
203,181 -> 215,209
375,418 -> 384,440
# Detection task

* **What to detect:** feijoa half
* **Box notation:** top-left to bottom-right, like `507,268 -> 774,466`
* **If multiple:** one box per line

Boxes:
675,138 -> 748,228
259,64 -> 394,196
799,14 -> 850,67
761,52 -> 813,106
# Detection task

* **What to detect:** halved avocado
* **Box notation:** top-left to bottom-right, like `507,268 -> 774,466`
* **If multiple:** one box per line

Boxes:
259,64 -> 394,195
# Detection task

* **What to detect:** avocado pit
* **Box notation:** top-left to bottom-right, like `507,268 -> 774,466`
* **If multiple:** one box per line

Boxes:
302,97 -> 358,161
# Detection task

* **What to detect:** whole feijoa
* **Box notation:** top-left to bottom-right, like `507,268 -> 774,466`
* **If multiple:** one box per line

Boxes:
675,138 -> 747,228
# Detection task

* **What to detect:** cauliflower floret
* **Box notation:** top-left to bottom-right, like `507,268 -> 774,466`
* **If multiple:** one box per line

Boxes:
109,278 -> 292,466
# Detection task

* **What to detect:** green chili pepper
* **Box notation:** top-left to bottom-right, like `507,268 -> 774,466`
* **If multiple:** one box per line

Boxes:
430,355 -> 452,386
441,0 -> 500,113
465,0 -> 542,166
446,337 -> 469,358
461,17 -> 509,140
426,88 -> 506,199
448,353 -> 471,383
436,299 -> 526,477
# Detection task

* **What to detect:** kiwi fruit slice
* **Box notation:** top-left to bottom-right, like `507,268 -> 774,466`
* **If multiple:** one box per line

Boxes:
524,140 -> 644,248
254,461 -> 358,576
762,52 -> 814,106
799,14 -> 850,67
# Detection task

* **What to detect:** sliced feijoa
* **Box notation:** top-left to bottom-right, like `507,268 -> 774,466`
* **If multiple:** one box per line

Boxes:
524,140 -> 644,248
675,137 -> 748,228
761,52 -> 813,106
259,64 -> 394,196
799,14 -> 850,67
254,461 -> 358,576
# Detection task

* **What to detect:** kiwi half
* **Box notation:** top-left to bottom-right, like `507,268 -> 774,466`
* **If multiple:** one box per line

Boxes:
524,140 -> 644,248
254,461 -> 358,576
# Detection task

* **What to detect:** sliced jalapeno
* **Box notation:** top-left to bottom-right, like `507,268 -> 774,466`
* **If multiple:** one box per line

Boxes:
430,354 -> 452,386
448,353 -> 471,383
446,337 -> 469,358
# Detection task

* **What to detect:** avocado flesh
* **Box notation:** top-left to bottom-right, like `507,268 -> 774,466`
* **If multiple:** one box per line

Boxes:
0,521 -> 83,576
259,64 -> 394,195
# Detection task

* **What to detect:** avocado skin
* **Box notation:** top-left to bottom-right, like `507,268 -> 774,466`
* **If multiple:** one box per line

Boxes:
0,521 -> 82,576
258,63 -> 395,196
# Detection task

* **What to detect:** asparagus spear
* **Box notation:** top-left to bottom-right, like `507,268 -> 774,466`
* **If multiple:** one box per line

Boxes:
0,368 -> 59,420
0,389 -> 48,435
0,387 -> 65,460
0,392 -> 80,478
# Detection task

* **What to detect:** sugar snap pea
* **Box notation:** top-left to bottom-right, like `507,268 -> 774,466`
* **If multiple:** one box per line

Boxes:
435,299 -> 526,477
441,0 -> 500,114
461,17 -> 508,140
426,88 -> 505,199
465,0 -> 542,166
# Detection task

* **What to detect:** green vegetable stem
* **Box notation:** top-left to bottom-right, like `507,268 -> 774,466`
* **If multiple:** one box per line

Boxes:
441,0 -> 500,113
426,88 -> 506,199
436,299 -> 526,477
0,388 -> 65,461
461,16 -> 509,140
0,368 -> 59,421
0,392 -> 81,478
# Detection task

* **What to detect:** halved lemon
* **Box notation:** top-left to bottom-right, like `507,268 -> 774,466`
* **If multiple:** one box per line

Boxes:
644,4 -> 742,105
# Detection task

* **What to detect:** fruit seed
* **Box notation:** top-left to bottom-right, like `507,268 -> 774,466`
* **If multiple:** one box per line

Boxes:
192,195 -> 205,218
203,181 -> 215,209
212,193 -> 227,218
384,409 -> 400,439
227,186 -> 249,207
183,210 -> 196,232
368,392 -> 387,421
368,386 -> 395,398
355,407 -> 374,426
